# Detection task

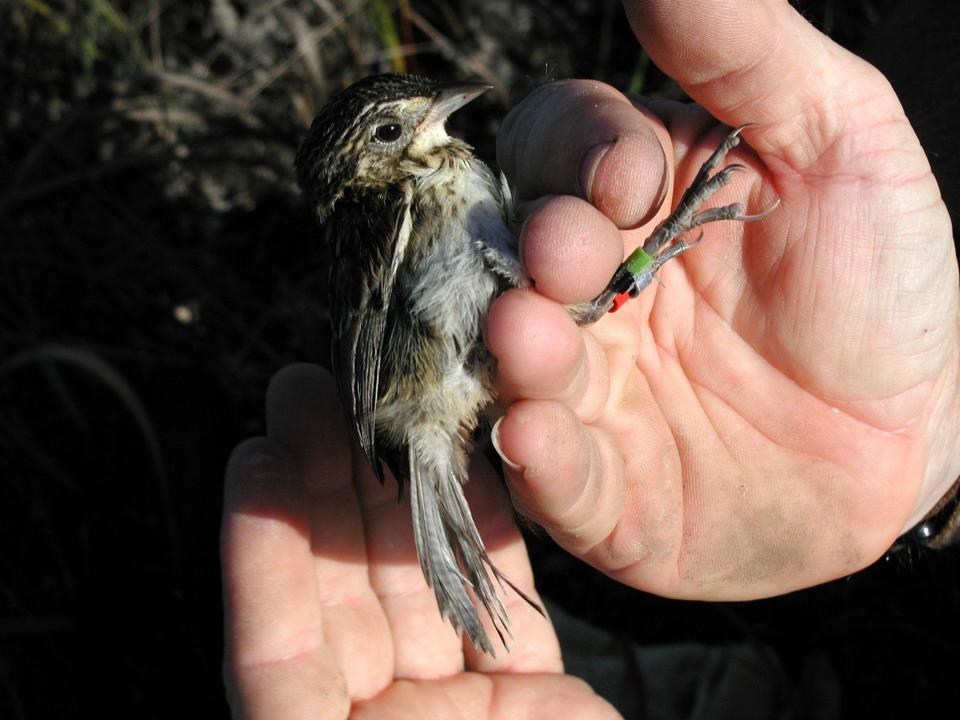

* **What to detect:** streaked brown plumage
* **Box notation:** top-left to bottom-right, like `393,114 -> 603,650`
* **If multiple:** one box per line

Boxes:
296,74 -> 532,653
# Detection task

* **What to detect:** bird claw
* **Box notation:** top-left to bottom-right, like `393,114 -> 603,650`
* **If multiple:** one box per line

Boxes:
735,197 -> 781,223
576,124 -> 777,325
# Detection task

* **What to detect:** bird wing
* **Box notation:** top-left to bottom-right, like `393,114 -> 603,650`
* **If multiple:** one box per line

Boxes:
328,189 -> 412,483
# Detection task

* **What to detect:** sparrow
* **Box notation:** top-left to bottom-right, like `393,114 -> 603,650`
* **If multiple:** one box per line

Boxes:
295,73 -> 774,654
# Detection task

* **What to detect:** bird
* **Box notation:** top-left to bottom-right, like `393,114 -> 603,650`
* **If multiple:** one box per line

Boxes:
295,73 -> 775,654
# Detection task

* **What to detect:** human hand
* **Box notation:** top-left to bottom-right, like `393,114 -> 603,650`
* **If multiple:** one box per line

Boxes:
488,0 -> 958,599
221,364 -> 619,719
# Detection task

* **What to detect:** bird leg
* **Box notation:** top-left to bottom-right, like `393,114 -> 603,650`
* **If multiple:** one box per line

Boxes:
571,125 -> 778,326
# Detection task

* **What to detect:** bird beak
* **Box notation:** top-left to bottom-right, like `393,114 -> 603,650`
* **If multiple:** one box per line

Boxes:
419,83 -> 492,128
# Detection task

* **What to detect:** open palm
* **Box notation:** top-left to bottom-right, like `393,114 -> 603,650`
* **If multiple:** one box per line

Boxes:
222,364 -> 618,719
488,0 -> 957,599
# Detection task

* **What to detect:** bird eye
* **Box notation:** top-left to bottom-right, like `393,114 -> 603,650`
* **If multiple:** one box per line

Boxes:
374,123 -> 403,143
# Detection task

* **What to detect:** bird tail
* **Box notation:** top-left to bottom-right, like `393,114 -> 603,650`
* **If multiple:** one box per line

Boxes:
407,442 -> 542,655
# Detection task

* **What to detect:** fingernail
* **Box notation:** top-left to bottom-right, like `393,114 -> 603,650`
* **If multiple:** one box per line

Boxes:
490,416 -> 523,472
578,141 -> 615,204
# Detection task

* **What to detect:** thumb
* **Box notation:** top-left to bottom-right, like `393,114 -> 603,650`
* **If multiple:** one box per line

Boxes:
622,0 -> 901,171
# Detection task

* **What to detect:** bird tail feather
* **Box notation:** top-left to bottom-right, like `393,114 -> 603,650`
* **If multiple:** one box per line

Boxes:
407,443 -> 542,655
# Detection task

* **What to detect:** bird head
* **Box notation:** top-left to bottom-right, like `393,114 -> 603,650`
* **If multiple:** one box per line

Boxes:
295,73 -> 490,221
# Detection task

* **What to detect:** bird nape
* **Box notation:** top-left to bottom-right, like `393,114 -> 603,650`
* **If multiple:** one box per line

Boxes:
295,73 -> 775,654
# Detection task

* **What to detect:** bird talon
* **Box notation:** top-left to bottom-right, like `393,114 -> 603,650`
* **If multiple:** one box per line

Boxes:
720,162 -> 747,176
735,197 -> 781,223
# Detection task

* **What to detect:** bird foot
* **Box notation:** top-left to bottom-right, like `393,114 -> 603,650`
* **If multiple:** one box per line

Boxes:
572,124 -> 778,326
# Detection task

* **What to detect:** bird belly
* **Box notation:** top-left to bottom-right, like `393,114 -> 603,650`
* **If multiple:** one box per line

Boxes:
375,178 -> 504,461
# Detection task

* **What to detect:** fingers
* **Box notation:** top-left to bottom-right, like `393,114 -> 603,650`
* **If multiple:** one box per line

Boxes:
622,0 -> 896,168
265,363 -> 393,700
222,437 -> 349,720
266,363 -> 353,495
519,196 -> 624,305
497,80 -> 669,229
493,401 -> 626,559
262,365 -> 561,681
267,364 -> 463,680
352,451 -> 467,679
486,290 -> 611,422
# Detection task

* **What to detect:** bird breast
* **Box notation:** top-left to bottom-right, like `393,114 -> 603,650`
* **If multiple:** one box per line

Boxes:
405,159 -> 510,347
